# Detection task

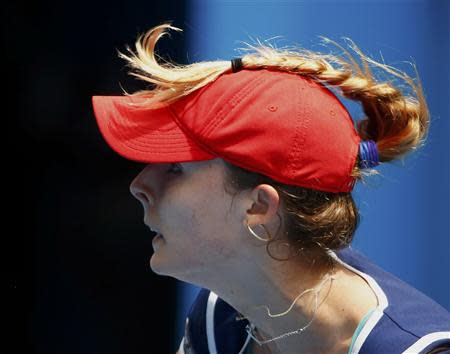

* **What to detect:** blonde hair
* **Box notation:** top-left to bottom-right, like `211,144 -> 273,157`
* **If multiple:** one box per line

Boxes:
116,22 -> 431,266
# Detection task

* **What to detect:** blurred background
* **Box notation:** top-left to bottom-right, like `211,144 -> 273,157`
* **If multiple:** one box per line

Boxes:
4,0 -> 449,353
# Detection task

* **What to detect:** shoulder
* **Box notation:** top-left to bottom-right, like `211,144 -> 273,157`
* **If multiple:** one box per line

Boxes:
357,310 -> 450,353
177,288 -> 251,354
332,247 -> 450,353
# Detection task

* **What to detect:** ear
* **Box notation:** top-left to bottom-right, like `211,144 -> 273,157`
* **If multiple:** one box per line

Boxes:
246,184 -> 280,227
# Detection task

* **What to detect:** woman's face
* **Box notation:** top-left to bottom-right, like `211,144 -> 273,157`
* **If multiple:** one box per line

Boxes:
129,158 -> 245,283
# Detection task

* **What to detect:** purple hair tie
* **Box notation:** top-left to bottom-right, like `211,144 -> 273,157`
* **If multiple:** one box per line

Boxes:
359,140 -> 380,168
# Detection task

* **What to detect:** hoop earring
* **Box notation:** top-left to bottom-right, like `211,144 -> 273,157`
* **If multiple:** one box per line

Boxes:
246,222 -> 273,242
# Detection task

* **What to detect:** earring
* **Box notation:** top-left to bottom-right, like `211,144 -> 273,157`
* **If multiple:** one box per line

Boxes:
246,222 -> 273,242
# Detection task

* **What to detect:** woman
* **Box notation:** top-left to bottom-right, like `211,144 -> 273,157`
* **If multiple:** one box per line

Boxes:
91,23 -> 450,354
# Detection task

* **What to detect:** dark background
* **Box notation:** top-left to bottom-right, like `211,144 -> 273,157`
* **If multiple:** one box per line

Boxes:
4,2 -> 189,353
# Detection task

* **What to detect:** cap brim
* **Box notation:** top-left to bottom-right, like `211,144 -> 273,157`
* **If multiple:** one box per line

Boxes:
91,95 -> 216,163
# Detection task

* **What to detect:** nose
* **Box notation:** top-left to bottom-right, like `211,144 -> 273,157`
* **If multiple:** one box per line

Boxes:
129,166 -> 154,207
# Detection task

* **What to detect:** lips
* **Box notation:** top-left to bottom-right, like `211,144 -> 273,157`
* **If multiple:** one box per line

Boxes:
150,230 -> 164,240
145,222 -> 163,238
148,225 -> 159,233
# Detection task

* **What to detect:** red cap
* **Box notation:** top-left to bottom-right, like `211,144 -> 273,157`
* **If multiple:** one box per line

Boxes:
92,69 -> 361,193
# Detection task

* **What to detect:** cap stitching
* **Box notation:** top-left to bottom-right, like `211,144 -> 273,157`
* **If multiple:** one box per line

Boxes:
109,119 -> 203,151
200,73 -> 268,138
114,106 -> 185,136
286,83 -> 310,181
126,136 -> 208,153
108,113 -> 205,151
109,122 -> 189,145
317,86 -> 359,192
174,79 -> 217,115
165,102 -> 222,158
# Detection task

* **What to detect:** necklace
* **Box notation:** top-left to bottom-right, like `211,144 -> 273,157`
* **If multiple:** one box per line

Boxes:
237,273 -> 338,347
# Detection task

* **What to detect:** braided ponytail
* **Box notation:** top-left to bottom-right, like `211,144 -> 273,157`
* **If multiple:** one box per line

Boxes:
117,23 -> 430,267
236,36 -> 430,181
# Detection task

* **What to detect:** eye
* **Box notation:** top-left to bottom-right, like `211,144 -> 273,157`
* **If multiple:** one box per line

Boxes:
167,163 -> 183,175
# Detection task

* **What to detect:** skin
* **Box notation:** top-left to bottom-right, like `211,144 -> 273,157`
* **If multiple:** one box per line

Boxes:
129,157 -> 379,354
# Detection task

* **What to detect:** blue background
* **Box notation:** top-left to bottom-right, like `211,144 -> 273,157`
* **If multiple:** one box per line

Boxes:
175,0 -> 450,347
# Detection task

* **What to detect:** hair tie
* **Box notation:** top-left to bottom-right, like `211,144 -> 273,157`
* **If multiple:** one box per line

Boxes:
231,57 -> 244,73
359,140 -> 380,168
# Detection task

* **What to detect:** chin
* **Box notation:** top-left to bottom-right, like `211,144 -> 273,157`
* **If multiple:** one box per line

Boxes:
149,256 -> 201,285
149,253 -> 183,278
149,254 -> 169,275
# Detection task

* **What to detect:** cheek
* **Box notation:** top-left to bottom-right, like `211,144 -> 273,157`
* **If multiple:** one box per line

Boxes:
194,202 -> 240,261
172,197 -> 238,261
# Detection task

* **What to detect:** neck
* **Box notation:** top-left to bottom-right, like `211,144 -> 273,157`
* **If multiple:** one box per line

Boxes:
201,254 -> 359,354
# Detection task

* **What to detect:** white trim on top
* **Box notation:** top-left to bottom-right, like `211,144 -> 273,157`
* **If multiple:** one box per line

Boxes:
206,291 -> 219,354
402,331 -> 450,354
178,336 -> 185,354
206,290 -> 252,354
327,249 -> 389,354
237,330 -> 252,354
